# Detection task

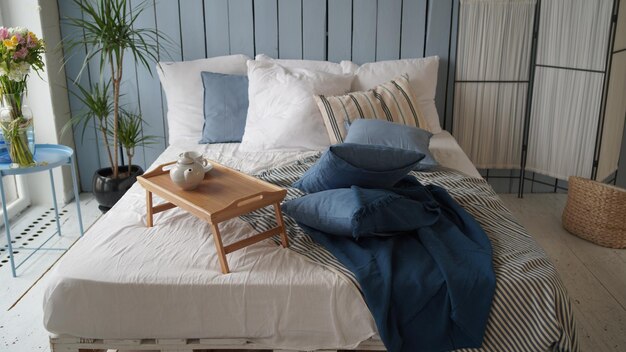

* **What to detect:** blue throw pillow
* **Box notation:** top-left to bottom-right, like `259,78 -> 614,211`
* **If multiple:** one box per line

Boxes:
293,143 -> 424,193
282,186 -> 441,239
199,71 -> 248,143
344,119 -> 438,168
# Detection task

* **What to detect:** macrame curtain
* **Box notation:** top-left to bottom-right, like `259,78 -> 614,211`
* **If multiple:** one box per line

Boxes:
526,0 -> 614,180
454,0 -> 536,169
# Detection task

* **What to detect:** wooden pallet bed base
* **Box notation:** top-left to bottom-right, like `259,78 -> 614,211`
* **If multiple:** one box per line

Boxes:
49,336 -> 386,352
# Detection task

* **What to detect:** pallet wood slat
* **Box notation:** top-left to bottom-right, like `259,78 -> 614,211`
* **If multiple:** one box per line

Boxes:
50,336 -> 384,351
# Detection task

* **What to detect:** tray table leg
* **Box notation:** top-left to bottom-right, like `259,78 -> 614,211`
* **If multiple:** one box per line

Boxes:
274,202 -> 289,248
146,190 -> 153,227
211,223 -> 230,274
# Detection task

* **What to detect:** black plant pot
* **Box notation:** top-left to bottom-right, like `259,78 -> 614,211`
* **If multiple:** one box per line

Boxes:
93,165 -> 144,213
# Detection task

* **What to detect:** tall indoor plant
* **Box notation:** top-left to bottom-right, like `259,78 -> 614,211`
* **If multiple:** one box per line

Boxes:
0,27 -> 45,167
62,0 -> 163,211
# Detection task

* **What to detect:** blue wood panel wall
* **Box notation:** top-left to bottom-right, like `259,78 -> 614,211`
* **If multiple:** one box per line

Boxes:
57,0 -> 458,191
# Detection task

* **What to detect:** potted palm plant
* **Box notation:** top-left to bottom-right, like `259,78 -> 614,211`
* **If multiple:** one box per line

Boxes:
64,80 -> 157,212
62,0 -> 164,211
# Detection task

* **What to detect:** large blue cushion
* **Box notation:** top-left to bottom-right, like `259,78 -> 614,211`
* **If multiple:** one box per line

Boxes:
282,186 -> 441,239
344,119 -> 438,167
293,143 -> 424,193
199,71 -> 248,143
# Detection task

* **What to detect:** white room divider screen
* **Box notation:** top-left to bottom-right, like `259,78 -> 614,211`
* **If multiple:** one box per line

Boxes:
453,0 -> 625,195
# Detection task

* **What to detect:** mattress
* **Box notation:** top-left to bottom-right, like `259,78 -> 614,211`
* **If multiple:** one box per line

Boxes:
42,133 -> 478,349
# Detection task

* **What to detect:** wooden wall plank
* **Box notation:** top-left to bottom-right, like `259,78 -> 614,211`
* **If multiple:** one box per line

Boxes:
120,58 -> 147,169
155,0 -> 182,146
205,0 -> 230,57
352,0 -> 377,64
302,0 -> 327,60
228,0 -> 255,57
400,0 -> 427,59
113,1 -> 147,170
155,0 -> 182,61
58,0 -> 102,191
328,0 -> 353,62
254,0 -> 279,57
376,0 -> 402,60
278,0 -> 302,59
179,0 -> 206,60
131,0 -> 167,168
62,0 -> 460,188
82,0 -> 112,173
425,0 -> 454,123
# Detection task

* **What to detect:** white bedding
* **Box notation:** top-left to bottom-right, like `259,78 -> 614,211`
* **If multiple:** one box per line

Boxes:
43,132 -> 479,350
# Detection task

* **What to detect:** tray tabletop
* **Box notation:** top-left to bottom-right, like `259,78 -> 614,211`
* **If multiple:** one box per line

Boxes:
138,160 -> 287,223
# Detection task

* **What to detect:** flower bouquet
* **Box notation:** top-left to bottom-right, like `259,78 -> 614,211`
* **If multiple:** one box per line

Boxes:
0,26 -> 45,167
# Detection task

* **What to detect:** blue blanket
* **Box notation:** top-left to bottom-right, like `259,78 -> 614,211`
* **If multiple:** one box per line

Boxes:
297,178 -> 495,352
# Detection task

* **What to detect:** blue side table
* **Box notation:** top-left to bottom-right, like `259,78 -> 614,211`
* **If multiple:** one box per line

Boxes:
0,144 -> 84,277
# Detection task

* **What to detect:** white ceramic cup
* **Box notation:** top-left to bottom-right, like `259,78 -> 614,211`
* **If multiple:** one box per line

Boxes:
179,151 -> 208,167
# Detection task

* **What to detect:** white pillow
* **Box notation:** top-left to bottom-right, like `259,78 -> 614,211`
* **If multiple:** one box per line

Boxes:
341,56 -> 442,133
240,60 -> 353,152
157,54 -> 250,145
255,53 -> 354,75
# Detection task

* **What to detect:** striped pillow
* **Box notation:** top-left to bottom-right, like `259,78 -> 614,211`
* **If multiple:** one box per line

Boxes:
314,75 -> 427,144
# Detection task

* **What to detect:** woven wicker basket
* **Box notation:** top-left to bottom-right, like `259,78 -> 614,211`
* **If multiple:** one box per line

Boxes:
562,176 -> 626,248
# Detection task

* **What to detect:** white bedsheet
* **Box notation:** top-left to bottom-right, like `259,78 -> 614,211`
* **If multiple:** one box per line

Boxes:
43,132 -> 479,350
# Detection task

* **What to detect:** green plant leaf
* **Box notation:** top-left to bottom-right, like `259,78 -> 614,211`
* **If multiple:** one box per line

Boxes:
61,79 -> 113,143
114,110 -> 160,150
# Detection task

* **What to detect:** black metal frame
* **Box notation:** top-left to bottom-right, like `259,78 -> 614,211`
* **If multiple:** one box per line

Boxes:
517,0 -> 541,198
448,0 -> 461,134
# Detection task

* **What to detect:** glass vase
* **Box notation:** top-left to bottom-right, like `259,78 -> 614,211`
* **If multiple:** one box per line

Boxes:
0,93 -> 35,167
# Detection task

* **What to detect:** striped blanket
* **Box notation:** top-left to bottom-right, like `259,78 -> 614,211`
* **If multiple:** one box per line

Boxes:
240,155 -> 579,352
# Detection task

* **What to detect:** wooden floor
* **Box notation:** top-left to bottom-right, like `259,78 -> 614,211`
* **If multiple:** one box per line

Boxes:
501,194 -> 626,352
0,193 -> 624,351
0,194 -> 102,352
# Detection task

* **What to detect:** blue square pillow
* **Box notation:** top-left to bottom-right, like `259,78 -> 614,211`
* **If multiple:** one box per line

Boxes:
293,143 -> 424,193
344,118 -> 438,167
282,186 -> 440,239
199,71 -> 248,143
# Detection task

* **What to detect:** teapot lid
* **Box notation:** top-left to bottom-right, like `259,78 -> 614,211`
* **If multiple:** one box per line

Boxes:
177,152 -> 195,165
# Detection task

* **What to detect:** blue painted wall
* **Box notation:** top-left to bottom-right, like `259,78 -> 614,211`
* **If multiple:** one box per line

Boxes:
57,0 -> 458,191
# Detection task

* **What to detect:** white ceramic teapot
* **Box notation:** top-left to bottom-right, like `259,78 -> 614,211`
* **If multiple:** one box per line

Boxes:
169,152 -> 206,191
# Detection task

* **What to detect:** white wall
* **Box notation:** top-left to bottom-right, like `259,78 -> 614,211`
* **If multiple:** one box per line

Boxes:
0,0 -> 76,204
617,121 -> 626,188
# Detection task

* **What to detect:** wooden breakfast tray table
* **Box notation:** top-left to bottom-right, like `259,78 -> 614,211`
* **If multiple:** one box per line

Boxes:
137,160 -> 289,274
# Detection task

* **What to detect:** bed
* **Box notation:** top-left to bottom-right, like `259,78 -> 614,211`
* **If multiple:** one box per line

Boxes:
43,55 -> 578,352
